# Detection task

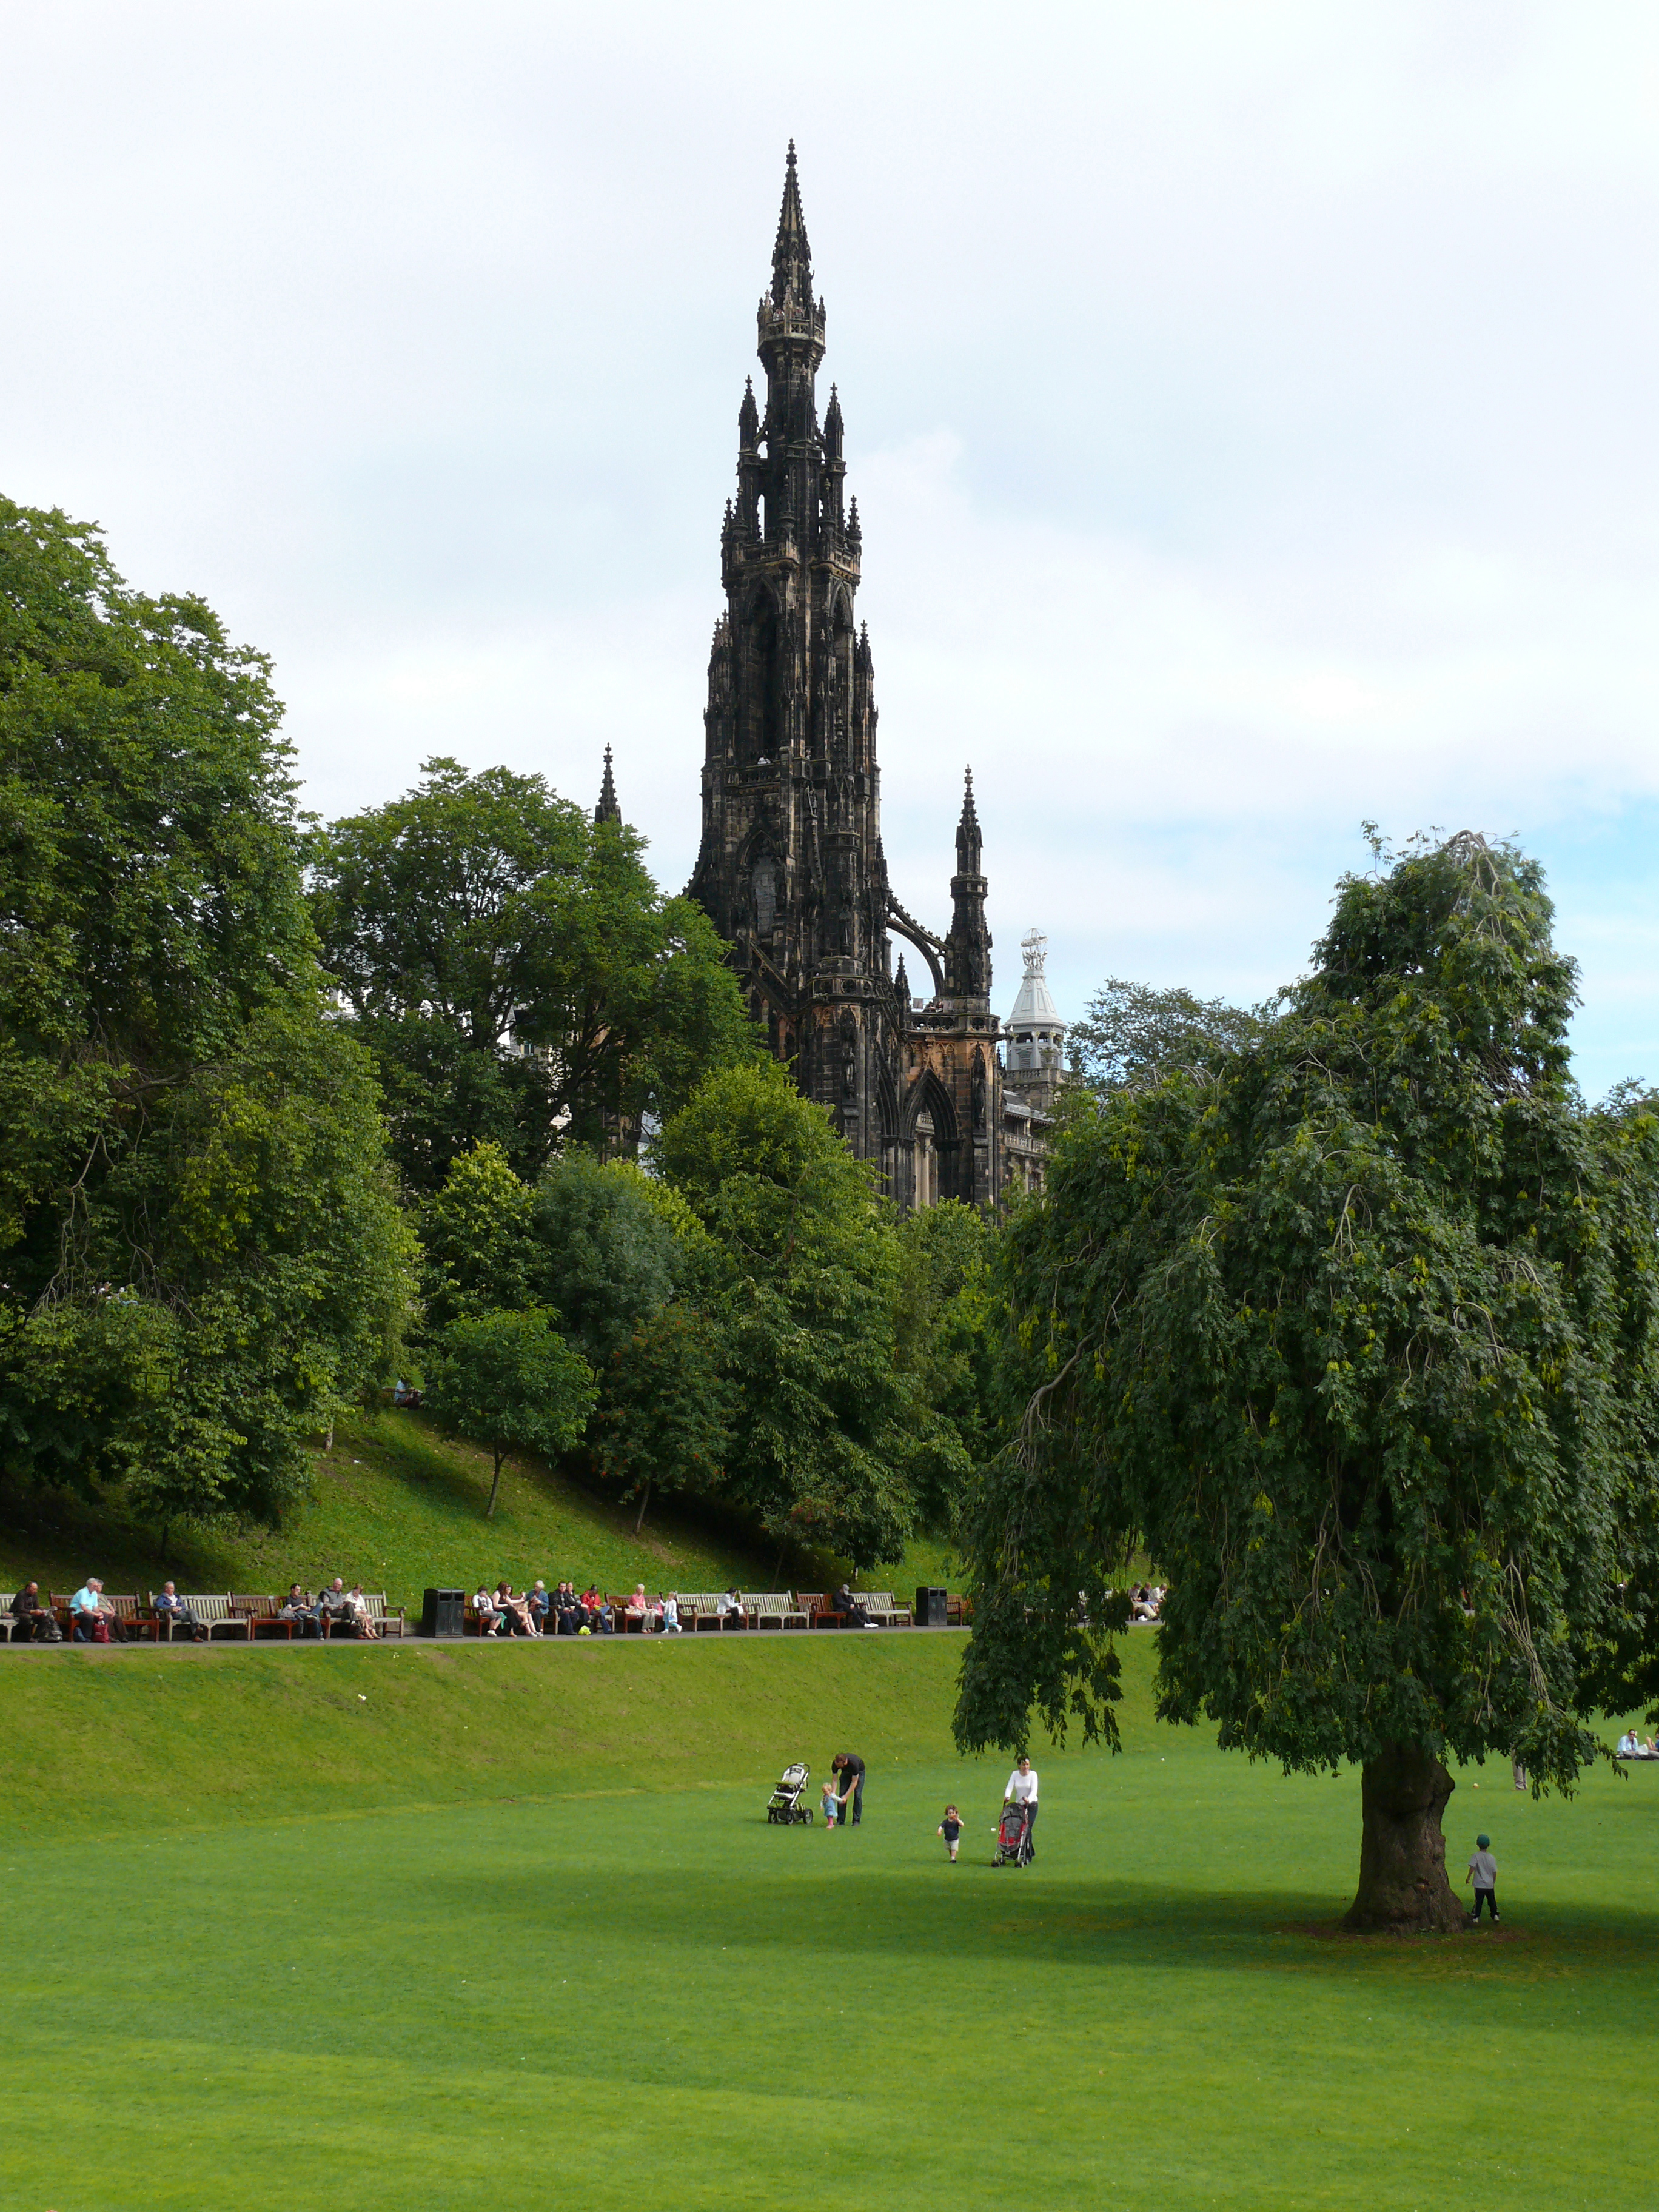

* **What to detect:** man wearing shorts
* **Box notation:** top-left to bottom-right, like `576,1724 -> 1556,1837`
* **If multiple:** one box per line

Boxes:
831,1751 -> 866,1826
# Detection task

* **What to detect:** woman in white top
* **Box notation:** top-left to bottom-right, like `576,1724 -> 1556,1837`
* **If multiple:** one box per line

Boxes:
1003,1756 -> 1040,1857
473,1586 -> 504,1637
348,1583 -> 380,1640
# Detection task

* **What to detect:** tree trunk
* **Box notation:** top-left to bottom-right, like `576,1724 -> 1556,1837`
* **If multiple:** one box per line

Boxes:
634,1482 -> 651,1535
1342,1741 -> 1465,1934
486,1451 -> 504,1519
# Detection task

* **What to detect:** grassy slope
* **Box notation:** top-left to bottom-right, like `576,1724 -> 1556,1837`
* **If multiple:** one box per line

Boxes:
0,1409 -> 962,1611
4,1631 -> 1653,2211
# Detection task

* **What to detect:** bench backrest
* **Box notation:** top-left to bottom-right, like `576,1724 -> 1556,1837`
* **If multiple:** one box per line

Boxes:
857,1591 -> 896,1612
364,1592 -> 397,1620
231,1594 -> 278,1617
107,1595 -> 145,1621
796,1592 -> 828,1612
171,1594 -> 234,1624
676,1592 -> 725,1612
742,1593 -> 794,1614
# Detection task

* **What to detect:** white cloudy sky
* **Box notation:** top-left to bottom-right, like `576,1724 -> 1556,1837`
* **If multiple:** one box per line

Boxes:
4,2 -> 1657,1093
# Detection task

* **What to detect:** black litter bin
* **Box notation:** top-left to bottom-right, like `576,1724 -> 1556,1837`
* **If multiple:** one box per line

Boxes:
917,1586 -> 948,1629
421,1587 -> 466,1639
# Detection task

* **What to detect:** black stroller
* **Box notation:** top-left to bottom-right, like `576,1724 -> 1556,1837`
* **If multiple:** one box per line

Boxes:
994,1800 -> 1034,1866
766,1761 -> 814,1824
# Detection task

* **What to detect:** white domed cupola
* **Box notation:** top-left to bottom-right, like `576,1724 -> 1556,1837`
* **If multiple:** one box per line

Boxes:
1004,930 -> 1065,1078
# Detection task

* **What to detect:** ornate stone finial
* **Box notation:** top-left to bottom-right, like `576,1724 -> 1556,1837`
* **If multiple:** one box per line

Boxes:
595,744 -> 621,825
1021,928 -> 1048,976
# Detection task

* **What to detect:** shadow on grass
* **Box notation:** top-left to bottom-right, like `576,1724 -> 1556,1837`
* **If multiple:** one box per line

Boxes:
417,1858 -> 1659,1988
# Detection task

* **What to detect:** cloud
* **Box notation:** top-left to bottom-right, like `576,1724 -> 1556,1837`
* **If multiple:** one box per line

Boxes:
2,1 -> 1656,1096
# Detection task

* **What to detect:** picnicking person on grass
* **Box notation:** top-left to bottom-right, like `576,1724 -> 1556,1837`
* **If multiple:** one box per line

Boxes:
1617,1730 -> 1658,1760
1003,1757 -> 1039,1856
1464,1834 -> 1500,1922
830,1751 -> 866,1826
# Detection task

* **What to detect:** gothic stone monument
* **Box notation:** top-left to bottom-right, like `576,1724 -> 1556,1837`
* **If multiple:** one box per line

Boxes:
686,146 -> 1001,1212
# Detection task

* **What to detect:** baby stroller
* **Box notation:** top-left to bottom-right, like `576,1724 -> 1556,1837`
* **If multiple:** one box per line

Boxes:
994,1800 -> 1034,1867
766,1761 -> 813,1825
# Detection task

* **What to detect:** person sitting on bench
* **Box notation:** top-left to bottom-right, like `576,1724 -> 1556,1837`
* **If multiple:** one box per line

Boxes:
278,1585 -> 322,1638
494,1581 -> 536,1637
554,1581 -> 583,1635
834,1584 -> 875,1629
153,1583 -> 206,1641
9,1582 -> 57,1642
70,1578 -> 122,1642
317,1579 -> 358,1637
716,1587 -> 748,1629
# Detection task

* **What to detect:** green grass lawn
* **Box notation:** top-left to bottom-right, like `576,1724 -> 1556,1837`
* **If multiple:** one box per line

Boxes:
4,1632 -> 1652,2210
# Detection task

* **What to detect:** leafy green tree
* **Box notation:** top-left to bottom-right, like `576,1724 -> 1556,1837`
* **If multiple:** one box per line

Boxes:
1068,976 -> 1263,1095
656,1059 -> 919,1567
531,1151 -> 686,1369
894,1200 -> 1000,1529
957,834 -> 1659,1932
593,1304 -> 735,1531
425,1306 -> 598,1517
310,757 -> 757,1188
0,497 -> 415,1526
417,1142 -> 541,1334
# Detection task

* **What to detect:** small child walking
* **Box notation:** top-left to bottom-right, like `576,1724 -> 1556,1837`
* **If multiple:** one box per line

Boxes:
937,1805 -> 962,1862
1464,1832 -> 1499,1922
821,1779 -> 840,1829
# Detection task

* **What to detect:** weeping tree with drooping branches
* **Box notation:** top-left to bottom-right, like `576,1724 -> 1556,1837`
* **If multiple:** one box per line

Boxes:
956,831 -> 1659,1932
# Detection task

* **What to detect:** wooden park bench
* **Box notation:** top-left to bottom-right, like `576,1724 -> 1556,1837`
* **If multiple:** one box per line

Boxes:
110,1594 -> 159,1643
170,1594 -> 252,1643
232,1594 -> 292,1639
677,1592 -> 728,1632
363,1592 -> 406,1638
800,1592 -> 844,1629
742,1593 -> 806,1631
853,1591 -> 913,1627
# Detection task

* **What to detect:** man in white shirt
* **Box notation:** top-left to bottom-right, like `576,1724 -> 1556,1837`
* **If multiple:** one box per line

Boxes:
1004,1756 -> 1039,1857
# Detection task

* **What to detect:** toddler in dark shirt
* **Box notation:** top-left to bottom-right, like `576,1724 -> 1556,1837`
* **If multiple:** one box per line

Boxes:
937,1805 -> 962,1862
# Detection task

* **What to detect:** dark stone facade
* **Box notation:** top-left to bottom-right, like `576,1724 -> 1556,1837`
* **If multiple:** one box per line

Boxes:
688,148 -> 1001,1211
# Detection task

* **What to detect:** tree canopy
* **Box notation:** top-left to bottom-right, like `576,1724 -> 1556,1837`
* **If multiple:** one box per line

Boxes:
310,757 -> 757,1189
0,497 -> 415,1527
1067,975 -> 1264,1095
655,1058 -> 924,1567
957,834 -> 1659,1931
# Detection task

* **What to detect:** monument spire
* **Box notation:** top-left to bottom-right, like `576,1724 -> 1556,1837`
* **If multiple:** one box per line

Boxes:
595,744 -> 620,825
